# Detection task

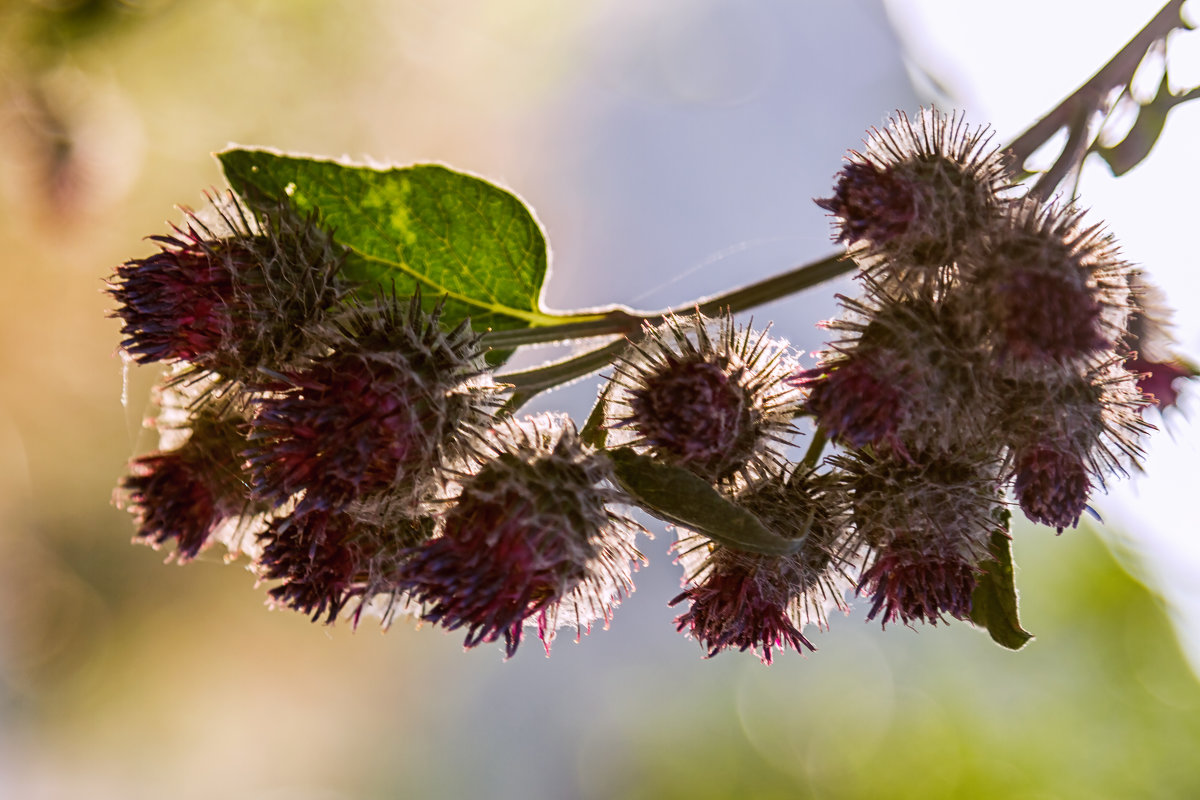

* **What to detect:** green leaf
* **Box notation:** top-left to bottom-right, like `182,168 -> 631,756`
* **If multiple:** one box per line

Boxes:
217,148 -> 602,333
608,449 -> 802,556
970,519 -> 1034,650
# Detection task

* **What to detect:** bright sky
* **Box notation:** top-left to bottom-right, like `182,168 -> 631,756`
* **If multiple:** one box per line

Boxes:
888,0 -> 1200,671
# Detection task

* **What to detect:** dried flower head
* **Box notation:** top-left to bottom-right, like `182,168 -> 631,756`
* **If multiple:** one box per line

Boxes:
399,414 -> 643,658
817,108 -> 1010,280
1002,358 -> 1150,531
961,200 -> 1132,365
671,469 -> 850,663
109,195 -> 344,379
118,407 -> 257,562
605,311 -> 802,486
246,296 -> 500,513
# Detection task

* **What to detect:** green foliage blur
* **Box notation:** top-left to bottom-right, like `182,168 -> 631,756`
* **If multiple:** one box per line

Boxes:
604,530 -> 1200,800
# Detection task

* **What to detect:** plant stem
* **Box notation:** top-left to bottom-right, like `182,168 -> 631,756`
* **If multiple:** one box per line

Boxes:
482,310 -> 643,348
482,252 -> 849,350
688,252 -> 850,319
1005,0 -> 1190,178
800,426 -> 829,471
489,253 -> 851,403
499,337 -> 635,409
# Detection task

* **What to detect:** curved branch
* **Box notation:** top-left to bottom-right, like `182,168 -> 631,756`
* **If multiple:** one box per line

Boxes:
1030,105 -> 1093,201
497,337 -> 634,412
1006,0 -> 1191,171
480,252 -> 849,349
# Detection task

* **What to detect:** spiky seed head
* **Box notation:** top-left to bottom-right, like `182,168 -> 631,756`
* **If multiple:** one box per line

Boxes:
257,506 -> 433,624
118,407 -> 257,562
817,108 -> 1010,281
605,310 -> 803,486
109,194 -> 345,380
1001,357 -> 1151,530
844,449 -> 1001,553
797,284 -> 997,457
671,469 -> 850,663
837,449 -> 1004,626
399,414 -> 643,658
245,296 -> 500,513
961,200 -> 1132,365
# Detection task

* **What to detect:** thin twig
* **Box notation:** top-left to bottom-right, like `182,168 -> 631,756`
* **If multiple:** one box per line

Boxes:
800,426 -> 829,471
498,337 -> 635,411
480,252 -> 849,350
481,310 -> 642,349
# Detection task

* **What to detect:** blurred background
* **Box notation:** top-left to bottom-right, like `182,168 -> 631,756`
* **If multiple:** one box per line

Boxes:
2,1 -> 1199,798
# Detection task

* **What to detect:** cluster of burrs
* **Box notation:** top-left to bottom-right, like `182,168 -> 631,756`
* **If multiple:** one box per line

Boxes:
110,109 -> 1169,663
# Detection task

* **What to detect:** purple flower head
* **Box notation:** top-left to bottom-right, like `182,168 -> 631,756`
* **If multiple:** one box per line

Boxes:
606,310 -> 803,486
109,196 -> 344,379
963,200 -> 1132,365
1000,357 -> 1151,531
249,353 -> 444,510
818,108 -> 1010,281
246,295 -> 499,513
671,470 -> 850,663
400,415 -> 643,658
671,550 -> 814,664
798,351 -> 908,452
840,449 -> 1003,627
858,546 -> 978,627
817,161 -> 918,248
110,234 -> 241,364
259,509 -> 364,622
257,506 -> 432,624
1012,446 -> 1091,532
119,409 -> 253,562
